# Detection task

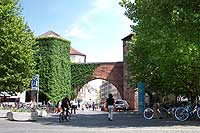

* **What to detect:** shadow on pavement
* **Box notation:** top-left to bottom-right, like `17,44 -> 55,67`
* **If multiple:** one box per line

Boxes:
33,111 -> 200,128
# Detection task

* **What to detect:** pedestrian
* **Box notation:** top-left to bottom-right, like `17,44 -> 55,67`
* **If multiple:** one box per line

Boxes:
78,101 -> 80,108
71,99 -> 78,114
55,101 -> 62,113
47,100 -> 51,113
106,93 -> 115,121
92,102 -> 95,111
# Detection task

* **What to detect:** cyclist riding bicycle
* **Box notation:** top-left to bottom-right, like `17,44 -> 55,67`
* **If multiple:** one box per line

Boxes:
61,96 -> 71,117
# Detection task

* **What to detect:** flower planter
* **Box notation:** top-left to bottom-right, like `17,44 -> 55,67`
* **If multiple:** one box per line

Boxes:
7,111 -> 38,121
0,110 -> 10,118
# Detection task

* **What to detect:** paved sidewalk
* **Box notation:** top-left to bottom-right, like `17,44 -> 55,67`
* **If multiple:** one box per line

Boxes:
0,110 -> 200,133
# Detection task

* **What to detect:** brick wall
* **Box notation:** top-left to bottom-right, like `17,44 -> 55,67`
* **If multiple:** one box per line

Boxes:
92,62 -> 124,98
122,33 -> 138,111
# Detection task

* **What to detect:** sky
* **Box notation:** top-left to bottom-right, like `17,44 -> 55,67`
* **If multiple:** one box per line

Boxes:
20,0 -> 133,63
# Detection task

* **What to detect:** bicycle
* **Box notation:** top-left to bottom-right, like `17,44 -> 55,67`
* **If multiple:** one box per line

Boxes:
59,108 -> 71,122
144,103 -> 175,120
174,97 -> 200,121
143,108 -> 154,120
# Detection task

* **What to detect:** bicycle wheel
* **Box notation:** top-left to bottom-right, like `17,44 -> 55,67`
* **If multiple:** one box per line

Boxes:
67,111 -> 71,121
144,108 -> 154,120
197,108 -> 200,119
59,112 -> 64,123
174,107 -> 189,121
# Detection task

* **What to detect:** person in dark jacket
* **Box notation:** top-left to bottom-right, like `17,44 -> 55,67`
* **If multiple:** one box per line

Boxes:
106,93 -> 115,121
61,96 -> 71,116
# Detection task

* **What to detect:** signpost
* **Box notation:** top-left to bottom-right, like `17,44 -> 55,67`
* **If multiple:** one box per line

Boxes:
31,74 -> 39,105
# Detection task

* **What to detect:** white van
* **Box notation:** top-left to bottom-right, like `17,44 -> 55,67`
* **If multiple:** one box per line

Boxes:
115,99 -> 129,111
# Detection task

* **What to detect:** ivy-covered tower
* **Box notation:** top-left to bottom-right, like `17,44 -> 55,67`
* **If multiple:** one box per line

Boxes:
35,31 -> 72,102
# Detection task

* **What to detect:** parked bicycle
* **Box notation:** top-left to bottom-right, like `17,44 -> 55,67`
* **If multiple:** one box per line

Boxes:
175,97 -> 200,121
143,108 -> 154,119
144,103 -> 175,120
59,108 -> 71,122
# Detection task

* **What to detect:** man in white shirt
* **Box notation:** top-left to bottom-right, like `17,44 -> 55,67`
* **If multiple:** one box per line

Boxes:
71,99 -> 78,114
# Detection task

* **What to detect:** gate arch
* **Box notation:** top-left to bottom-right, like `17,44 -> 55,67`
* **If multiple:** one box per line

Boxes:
76,62 -> 124,99
90,62 -> 124,98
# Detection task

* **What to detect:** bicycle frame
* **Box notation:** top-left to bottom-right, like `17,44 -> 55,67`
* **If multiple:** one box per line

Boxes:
59,108 -> 71,122
175,96 -> 200,121
143,104 -> 175,120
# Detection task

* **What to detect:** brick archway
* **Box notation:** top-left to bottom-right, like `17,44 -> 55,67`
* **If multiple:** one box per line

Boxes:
88,62 -> 124,98
81,62 -> 137,110
77,61 -> 136,110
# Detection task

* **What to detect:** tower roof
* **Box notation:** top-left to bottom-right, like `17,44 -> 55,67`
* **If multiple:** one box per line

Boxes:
38,30 -> 63,39
38,31 -> 86,56
70,47 -> 86,56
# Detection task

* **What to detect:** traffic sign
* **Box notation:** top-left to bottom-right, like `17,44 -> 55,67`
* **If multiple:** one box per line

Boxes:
31,74 -> 39,90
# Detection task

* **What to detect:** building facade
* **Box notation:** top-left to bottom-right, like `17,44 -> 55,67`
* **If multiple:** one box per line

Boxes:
99,80 -> 121,102
70,47 -> 86,63
76,83 -> 100,106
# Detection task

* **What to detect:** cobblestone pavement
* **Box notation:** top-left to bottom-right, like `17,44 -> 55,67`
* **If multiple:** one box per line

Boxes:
0,110 -> 200,133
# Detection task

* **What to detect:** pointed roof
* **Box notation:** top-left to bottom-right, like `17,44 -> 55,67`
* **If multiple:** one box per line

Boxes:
38,31 -> 86,56
70,47 -> 86,56
38,30 -> 63,39
121,32 -> 135,41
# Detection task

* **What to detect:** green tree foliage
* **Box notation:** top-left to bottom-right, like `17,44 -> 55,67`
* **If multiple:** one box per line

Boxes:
0,0 -> 36,92
71,63 -> 97,92
35,37 -> 72,102
120,0 -> 200,98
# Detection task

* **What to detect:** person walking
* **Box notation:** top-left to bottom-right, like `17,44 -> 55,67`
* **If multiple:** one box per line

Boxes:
92,102 -> 95,111
106,93 -> 115,121
55,101 -> 62,113
71,99 -> 78,114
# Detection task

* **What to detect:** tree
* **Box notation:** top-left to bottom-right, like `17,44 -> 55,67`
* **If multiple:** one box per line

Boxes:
0,0 -> 36,92
120,0 -> 200,100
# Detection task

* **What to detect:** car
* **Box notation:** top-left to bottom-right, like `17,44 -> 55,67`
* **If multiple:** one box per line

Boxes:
115,99 -> 129,111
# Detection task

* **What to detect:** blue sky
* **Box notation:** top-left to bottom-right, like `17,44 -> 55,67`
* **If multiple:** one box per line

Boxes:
20,0 -> 132,63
